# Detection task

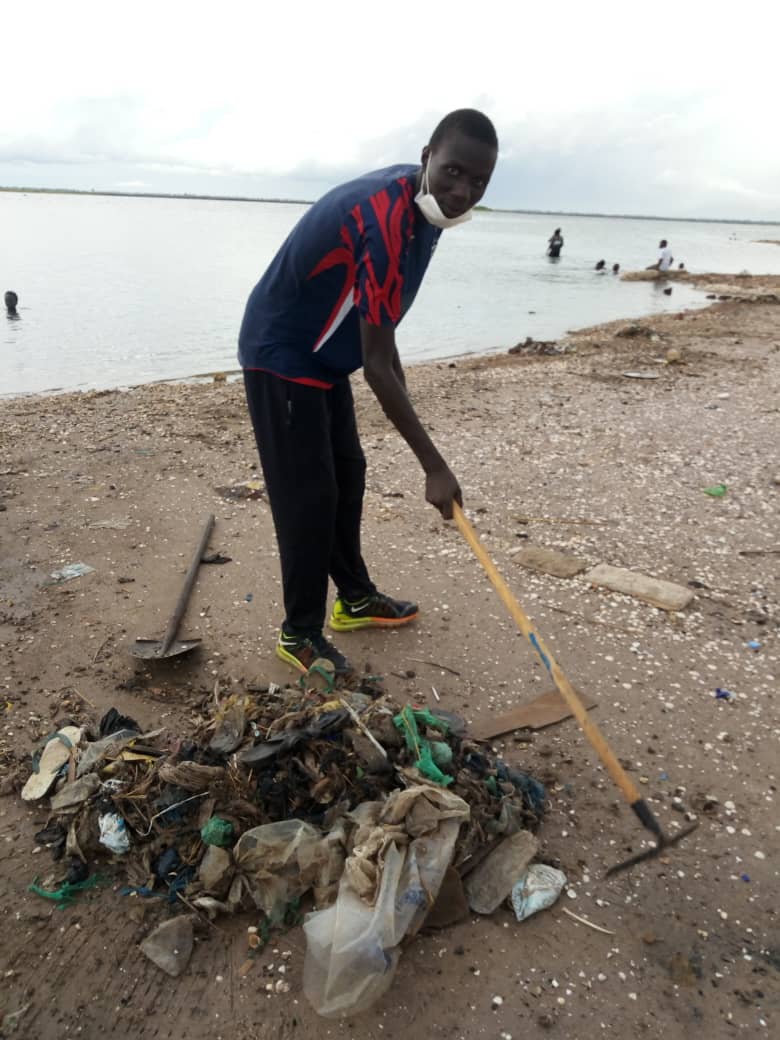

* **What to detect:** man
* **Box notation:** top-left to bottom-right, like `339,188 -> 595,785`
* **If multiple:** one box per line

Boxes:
239,109 -> 498,676
4,291 -> 18,317
648,239 -> 673,272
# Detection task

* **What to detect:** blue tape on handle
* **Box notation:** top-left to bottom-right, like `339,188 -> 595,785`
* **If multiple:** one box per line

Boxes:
529,632 -> 552,672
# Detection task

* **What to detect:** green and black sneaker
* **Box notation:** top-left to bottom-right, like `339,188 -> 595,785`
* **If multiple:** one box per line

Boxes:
329,591 -> 419,632
276,629 -> 353,677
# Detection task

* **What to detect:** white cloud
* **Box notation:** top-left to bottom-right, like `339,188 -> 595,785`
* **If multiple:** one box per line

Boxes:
0,0 -> 776,219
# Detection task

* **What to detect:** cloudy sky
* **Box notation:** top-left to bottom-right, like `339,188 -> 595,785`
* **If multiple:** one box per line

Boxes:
1,1 -> 776,221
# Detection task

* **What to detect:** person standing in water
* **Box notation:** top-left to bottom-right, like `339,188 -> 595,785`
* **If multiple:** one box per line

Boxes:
547,228 -> 564,258
5,291 -> 19,318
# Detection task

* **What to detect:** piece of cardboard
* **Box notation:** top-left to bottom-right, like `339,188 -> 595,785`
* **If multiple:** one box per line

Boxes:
584,563 -> 694,611
470,688 -> 597,741
515,546 -> 588,579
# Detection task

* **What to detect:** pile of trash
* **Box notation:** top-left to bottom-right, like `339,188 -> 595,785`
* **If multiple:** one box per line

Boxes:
19,663 -> 557,1017
508,336 -> 569,357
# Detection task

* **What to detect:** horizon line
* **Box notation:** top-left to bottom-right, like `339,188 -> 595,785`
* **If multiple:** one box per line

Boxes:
1,184 -> 778,227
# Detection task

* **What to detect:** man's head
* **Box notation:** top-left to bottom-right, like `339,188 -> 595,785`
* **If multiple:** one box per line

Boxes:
4,290 -> 18,314
659,239 -> 668,248
421,109 -> 498,218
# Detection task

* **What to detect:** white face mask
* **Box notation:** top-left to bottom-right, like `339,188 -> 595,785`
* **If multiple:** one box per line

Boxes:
414,161 -> 473,229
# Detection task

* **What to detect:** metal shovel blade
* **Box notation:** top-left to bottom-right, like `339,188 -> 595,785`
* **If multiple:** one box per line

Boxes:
130,515 -> 215,661
131,637 -> 203,660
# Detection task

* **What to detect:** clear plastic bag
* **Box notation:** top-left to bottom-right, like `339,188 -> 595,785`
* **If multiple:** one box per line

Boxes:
233,819 -> 325,921
303,786 -> 468,1018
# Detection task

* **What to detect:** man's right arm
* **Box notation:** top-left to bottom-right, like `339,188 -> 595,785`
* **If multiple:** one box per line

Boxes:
360,318 -> 461,519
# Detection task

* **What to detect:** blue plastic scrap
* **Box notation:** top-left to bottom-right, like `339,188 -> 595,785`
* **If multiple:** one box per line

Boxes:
715,688 -> 735,701
496,761 -> 546,816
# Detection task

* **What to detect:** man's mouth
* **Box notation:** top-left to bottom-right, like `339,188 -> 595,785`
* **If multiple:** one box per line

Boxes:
441,199 -> 467,218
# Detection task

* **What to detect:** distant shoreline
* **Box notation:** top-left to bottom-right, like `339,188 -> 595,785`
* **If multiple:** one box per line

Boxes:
0,185 -> 313,207
1,185 -> 778,226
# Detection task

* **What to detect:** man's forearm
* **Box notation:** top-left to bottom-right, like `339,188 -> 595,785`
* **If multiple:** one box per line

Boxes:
364,366 -> 444,474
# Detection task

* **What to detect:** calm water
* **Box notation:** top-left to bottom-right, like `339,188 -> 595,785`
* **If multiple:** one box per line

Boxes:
3,191 -> 780,397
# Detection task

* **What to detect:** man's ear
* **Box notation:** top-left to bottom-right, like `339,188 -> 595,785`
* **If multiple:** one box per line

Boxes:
420,144 -> 430,166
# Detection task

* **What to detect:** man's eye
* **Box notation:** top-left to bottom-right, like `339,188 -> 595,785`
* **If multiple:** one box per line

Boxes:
446,165 -> 460,176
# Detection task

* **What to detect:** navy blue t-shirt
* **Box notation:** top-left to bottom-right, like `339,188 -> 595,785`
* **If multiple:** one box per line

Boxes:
238,164 -> 441,388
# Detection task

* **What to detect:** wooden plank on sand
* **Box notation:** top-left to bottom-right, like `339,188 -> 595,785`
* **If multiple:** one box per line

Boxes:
470,688 -> 598,740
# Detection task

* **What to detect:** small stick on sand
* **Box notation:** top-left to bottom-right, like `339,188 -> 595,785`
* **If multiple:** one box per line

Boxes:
92,636 -> 111,664
561,907 -> 616,935
176,891 -> 225,933
514,515 -> 610,526
70,686 -> 97,709
408,657 -> 461,677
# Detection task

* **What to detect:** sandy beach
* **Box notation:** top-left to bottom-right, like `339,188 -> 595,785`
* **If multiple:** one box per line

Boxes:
1,274 -> 778,1039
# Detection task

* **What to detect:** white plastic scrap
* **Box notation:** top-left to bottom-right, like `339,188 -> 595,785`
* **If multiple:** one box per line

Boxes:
510,864 -> 567,922
98,811 -> 131,854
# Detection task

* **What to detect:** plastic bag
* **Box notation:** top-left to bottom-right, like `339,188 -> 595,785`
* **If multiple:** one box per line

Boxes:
303,785 -> 469,1018
76,729 -> 139,778
510,863 -> 567,921
99,812 -> 131,854
233,819 -> 330,922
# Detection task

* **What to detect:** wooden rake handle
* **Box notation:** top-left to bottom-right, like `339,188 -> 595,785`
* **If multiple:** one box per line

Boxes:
453,503 -> 642,808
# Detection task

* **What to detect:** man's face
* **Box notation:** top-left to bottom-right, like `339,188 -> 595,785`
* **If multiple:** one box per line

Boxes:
421,130 -> 497,219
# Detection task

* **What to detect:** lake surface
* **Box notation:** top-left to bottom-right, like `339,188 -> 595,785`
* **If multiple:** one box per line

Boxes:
3,191 -> 780,397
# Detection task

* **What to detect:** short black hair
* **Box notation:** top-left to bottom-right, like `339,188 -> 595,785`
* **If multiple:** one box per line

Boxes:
429,109 -> 498,151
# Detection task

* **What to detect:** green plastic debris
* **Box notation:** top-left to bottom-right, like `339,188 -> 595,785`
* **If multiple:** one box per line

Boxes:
430,741 -> 453,768
29,873 -> 105,909
393,706 -> 453,787
407,707 -> 449,735
200,816 -> 234,847
703,483 -> 728,498
485,775 -> 501,798
301,657 -> 336,694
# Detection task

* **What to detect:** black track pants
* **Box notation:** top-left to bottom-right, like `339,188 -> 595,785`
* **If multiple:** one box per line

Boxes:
243,369 -> 375,635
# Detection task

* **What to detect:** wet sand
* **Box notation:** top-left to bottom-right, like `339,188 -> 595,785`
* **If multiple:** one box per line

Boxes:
1,274 -> 778,1039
